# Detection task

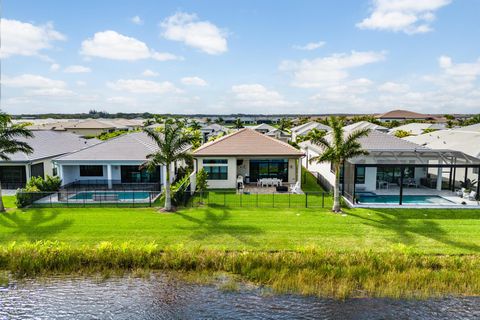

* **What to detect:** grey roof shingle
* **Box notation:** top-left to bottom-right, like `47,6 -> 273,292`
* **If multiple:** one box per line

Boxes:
1,131 -> 100,162
54,132 -> 161,162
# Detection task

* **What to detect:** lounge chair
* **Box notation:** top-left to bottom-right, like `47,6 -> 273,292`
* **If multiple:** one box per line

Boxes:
468,191 -> 477,201
290,181 -> 301,194
456,188 -> 466,197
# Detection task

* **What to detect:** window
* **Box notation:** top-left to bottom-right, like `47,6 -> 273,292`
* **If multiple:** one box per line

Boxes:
203,159 -> 228,164
52,167 -> 58,176
355,166 -> 365,184
204,165 -> 228,180
249,159 -> 288,182
80,165 -> 103,177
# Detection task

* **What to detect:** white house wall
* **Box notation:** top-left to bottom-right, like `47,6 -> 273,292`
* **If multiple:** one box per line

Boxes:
196,157 -> 237,189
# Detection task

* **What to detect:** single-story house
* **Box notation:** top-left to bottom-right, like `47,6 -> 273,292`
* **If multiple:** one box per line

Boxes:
63,119 -> 130,136
193,128 -> 304,189
291,121 -> 332,142
300,129 -> 480,206
53,131 -> 189,190
343,121 -> 389,133
0,131 -> 99,189
250,123 -> 291,142
199,123 -> 229,142
376,109 -> 436,123
390,123 -> 446,136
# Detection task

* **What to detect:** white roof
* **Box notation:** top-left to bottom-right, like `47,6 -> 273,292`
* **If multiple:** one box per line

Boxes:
405,128 -> 480,158
291,121 -> 331,135
389,123 -> 446,135
343,121 -> 388,132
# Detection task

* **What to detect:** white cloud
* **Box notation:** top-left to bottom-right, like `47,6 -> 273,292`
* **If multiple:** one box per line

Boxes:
378,81 -> 409,93
107,79 -> 181,94
293,41 -> 326,51
438,55 -> 480,81
50,63 -> 61,71
107,96 -> 136,104
280,51 -> 386,88
2,74 -> 67,88
161,12 -> 227,55
357,0 -> 451,34
142,69 -> 159,77
0,18 -> 66,58
27,88 -> 75,97
76,81 -> 87,86
181,76 -> 208,86
63,65 -> 91,73
231,84 -> 293,108
80,30 -> 181,61
130,15 -> 143,25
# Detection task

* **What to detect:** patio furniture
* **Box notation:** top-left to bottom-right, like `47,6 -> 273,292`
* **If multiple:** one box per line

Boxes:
456,188 -> 466,197
237,175 -> 244,189
290,181 -> 301,194
468,191 -> 477,201
276,185 -> 288,192
377,180 -> 388,189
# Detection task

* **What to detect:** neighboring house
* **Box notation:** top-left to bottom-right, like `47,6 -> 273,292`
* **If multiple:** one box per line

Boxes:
300,129 -> 480,205
54,132 -> 189,189
200,123 -> 229,142
0,131 -> 99,189
404,123 -> 480,159
291,121 -> 332,142
193,128 -> 304,189
389,123 -> 446,136
250,123 -> 291,142
376,109 -> 436,123
343,121 -> 389,133
63,119 -> 144,136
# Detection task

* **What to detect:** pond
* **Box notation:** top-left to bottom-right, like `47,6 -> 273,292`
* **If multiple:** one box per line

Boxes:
1,273 -> 479,319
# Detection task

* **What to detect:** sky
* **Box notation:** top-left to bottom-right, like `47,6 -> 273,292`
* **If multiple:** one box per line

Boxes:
1,0 -> 480,115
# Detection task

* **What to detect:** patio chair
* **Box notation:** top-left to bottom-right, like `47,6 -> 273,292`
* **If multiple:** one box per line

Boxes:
456,188 -> 466,197
468,191 -> 477,201
290,181 -> 301,194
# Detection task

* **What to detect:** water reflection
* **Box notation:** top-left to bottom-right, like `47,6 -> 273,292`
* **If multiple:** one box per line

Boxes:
0,273 -> 478,320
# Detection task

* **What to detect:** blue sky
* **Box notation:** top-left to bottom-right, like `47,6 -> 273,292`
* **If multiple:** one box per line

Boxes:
2,0 -> 480,114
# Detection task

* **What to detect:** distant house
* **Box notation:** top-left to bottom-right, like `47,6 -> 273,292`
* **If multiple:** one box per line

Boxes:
389,123 -> 446,136
250,123 -> 291,142
54,132 -> 190,189
376,109 -> 435,123
343,121 -> 389,133
0,131 -> 99,189
193,128 -> 304,189
405,123 -> 480,159
291,121 -> 332,142
63,119 -> 143,136
200,123 -> 229,142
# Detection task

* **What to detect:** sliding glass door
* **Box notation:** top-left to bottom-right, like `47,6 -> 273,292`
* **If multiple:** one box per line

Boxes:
249,159 -> 288,182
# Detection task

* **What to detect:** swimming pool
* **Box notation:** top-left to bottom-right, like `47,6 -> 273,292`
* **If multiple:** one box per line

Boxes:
71,191 -> 152,201
357,194 -> 454,205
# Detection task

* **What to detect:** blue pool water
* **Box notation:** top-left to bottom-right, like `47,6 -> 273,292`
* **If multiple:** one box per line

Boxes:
71,191 -> 151,201
357,194 -> 454,205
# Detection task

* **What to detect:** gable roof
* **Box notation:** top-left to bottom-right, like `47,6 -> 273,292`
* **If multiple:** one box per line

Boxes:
251,123 -> 276,132
63,119 -> 118,130
193,128 -> 303,157
55,132 -> 162,162
376,109 -> 432,120
1,131 -> 100,162
343,121 -> 388,132
291,121 -> 331,135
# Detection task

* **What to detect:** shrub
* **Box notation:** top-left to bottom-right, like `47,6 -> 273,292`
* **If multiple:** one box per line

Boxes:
15,175 -> 62,208
196,168 -> 208,192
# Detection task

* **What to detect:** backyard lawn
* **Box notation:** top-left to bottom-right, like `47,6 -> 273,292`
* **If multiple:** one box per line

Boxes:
1,202 -> 479,254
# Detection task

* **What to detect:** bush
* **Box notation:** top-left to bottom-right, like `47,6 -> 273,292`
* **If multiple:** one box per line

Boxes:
15,175 -> 62,208
196,168 -> 208,192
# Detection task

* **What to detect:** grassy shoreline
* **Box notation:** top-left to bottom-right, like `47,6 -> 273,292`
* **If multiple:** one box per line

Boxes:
1,241 -> 479,299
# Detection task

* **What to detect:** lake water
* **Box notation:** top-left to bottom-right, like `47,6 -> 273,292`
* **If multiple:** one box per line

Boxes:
1,273 -> 479,319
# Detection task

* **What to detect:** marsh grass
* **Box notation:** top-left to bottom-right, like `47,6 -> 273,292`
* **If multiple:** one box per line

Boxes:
1,241 -> 479,299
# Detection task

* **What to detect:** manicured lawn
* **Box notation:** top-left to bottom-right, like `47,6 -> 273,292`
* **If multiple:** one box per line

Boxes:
1,196 -> 16,209
0,205 -> 479,254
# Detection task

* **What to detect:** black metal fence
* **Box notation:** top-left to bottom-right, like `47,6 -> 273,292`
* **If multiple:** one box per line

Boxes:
186,191 -> 333,209
15,190 -> 161,208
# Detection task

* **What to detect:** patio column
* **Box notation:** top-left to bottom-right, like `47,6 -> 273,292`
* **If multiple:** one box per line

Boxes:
436,162 -> 443,191
107,164 -> 112,189
297,158 -> 302,186
25,164 -> 31,181
58,164 -> 64,184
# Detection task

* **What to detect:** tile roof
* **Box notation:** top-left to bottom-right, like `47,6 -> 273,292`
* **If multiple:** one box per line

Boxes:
55,132 -> 162,162
1,131 -> 100,162
343,121 -> 388,132
193,128 -> 304,157
291,121 -> 331,135
376,109 -> 432,119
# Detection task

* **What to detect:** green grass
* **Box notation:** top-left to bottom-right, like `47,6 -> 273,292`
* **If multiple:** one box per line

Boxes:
0,206 -> 479,254
1,196 -> 16,209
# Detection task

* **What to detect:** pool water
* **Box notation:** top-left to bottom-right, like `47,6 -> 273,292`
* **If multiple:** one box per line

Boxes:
71,191 -> 151,201
357,194 -> 454,205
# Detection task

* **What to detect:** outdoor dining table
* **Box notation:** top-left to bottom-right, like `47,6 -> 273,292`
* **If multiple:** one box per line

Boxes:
258,178 -> 281,187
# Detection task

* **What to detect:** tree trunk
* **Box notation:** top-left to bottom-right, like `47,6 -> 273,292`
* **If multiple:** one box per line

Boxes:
164,163 -> 172,211
332,162 -> 341,213
0,181 -> 4,212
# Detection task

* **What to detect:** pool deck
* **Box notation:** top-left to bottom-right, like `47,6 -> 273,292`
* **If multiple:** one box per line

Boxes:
350,187 -> 480,209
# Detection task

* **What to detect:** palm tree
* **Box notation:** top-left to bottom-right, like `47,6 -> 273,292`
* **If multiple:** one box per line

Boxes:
189,120 -> 202,131
142,120 -> 193,211
309,116 -> 370,213
234,118 -> 244,129
0,112 -> 33,212
278,118 -> 292,131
